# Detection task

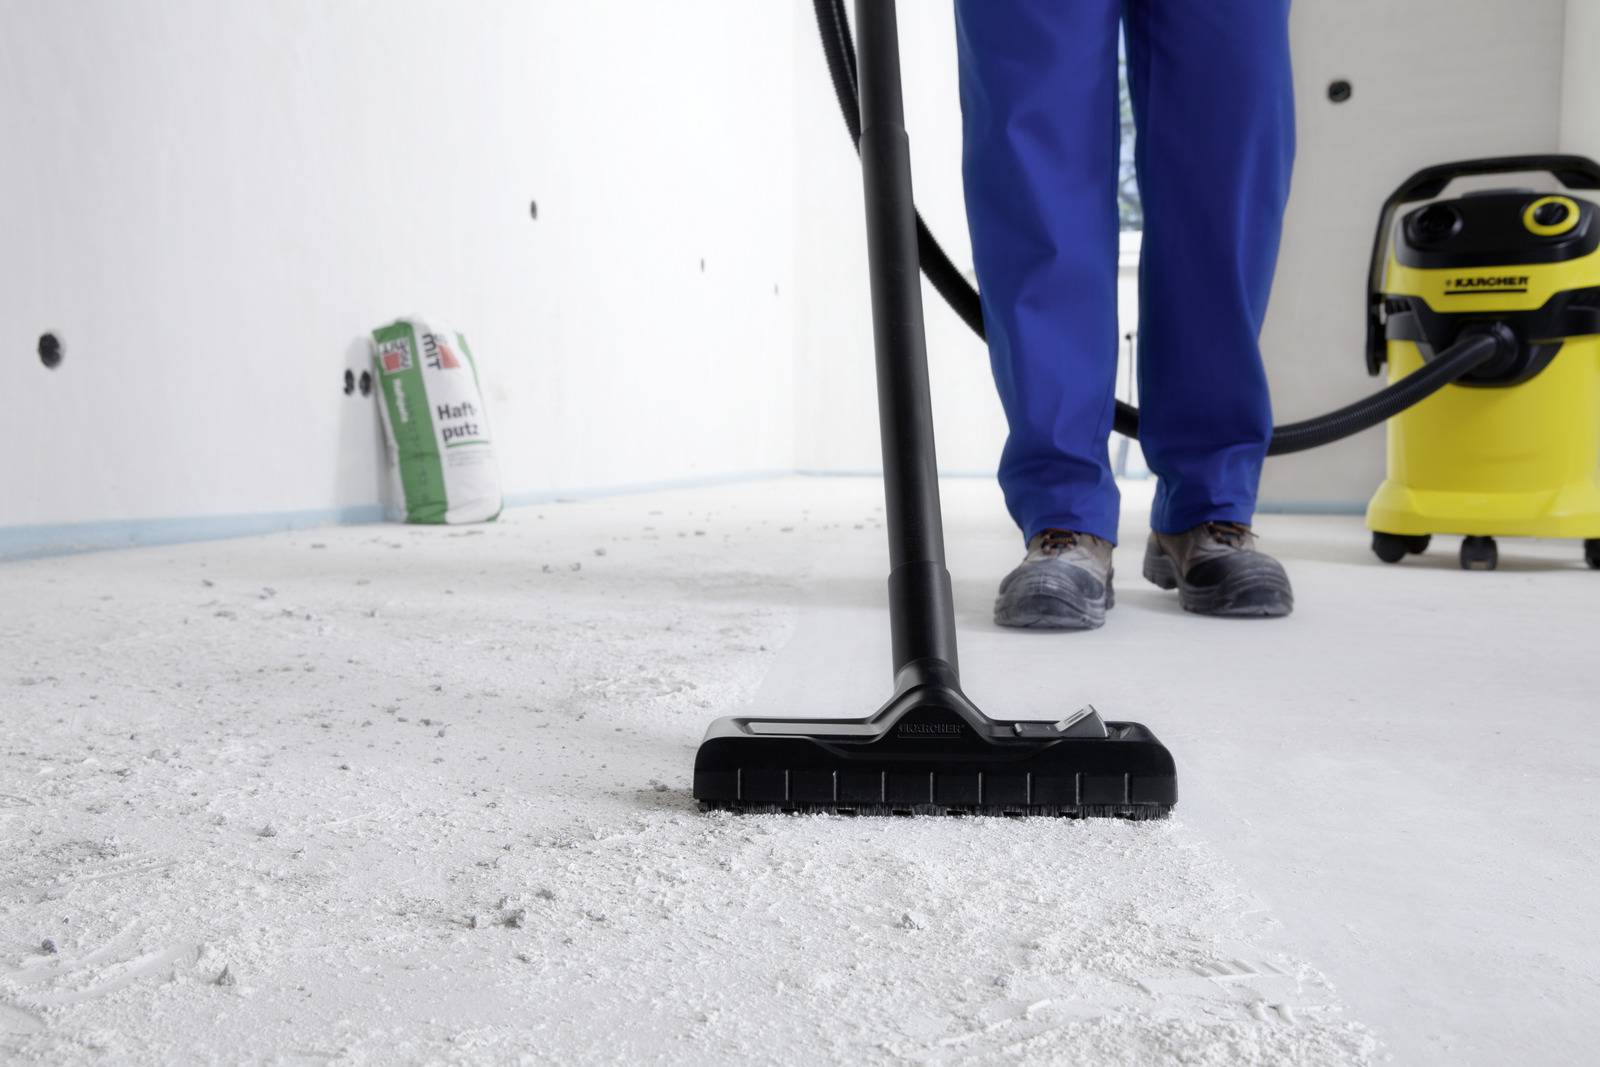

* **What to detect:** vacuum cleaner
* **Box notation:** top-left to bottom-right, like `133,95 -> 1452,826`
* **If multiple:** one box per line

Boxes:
692,1 -> 1177,820
1364,158 -> 1600,571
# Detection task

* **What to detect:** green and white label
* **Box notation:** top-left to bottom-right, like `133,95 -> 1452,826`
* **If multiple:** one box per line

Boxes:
371,319 -> 501,524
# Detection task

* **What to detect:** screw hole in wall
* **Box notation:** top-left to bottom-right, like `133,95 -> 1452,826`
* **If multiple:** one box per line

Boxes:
38,333 -> 63,369
529,200 -> 538,220
1327,79 -> 1352,104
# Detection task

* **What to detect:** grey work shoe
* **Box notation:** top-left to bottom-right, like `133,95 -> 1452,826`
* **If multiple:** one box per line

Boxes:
1142,522 -> 1294,618
995,529 -> 1115,630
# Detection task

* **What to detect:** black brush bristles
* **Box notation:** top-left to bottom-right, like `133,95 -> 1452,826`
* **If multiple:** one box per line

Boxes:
700,802 -> 1171,820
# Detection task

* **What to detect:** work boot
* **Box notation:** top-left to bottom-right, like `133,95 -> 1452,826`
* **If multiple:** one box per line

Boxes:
994,529 -> 1114,630
1142,522 -> 1294,617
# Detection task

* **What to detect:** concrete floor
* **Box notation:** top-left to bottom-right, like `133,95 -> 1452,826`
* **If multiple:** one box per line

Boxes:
1,476 -> 1595,1064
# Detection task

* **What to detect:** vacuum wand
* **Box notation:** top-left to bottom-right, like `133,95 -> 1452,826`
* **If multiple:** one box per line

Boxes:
856,0 -> 960,688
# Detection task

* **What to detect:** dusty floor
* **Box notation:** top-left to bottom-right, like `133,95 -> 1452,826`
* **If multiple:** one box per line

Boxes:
1,476 -> 1595,1065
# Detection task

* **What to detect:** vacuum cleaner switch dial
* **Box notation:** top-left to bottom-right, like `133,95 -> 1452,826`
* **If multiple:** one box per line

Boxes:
1525,195 -> 1580,237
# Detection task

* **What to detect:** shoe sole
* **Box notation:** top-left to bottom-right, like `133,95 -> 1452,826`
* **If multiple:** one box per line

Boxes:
1142,551 -> 1293,618
994,576 -> 1114,630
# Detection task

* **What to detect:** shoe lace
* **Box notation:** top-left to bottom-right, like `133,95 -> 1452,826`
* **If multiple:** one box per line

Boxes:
1203,521 -> 1252,549
1037,528 -> 1082,555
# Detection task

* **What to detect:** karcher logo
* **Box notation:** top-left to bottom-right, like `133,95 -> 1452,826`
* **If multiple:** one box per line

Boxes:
1444,275 -> 1529,294
896,722 -> 963,737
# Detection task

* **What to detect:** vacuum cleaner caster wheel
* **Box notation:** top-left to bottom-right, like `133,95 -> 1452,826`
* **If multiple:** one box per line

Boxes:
1460,536 -> 1498,571
1585,539 -> 1600,570
1372,531 -> 1430,564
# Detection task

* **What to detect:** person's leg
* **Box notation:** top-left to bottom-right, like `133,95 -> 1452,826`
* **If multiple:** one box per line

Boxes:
955,0 -> 1123,546
1122,0 -> 1294,535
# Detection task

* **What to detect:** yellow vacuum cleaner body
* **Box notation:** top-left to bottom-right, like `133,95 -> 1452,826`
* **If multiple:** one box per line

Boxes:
1365,157 -> 1600,569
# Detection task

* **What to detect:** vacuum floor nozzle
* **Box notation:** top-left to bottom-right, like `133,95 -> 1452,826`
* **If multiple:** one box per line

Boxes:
693,675 -> 1176,820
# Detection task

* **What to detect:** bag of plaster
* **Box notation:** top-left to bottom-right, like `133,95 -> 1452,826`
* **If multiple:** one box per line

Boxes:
370,318 -> 502,523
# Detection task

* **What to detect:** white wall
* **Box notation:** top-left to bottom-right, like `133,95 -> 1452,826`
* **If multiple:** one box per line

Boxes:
789,0 -> 1571,511
1,0 -> 796,532
1562,0 -> 1600,158
3,1 -> 1589,548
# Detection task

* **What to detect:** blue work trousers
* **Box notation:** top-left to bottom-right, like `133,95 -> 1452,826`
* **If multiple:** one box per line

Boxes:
955,0 -> 1295,543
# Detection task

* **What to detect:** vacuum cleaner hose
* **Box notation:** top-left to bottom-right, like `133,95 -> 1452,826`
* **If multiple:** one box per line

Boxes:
812,0 -> 1508,454
1259,329 -> 1505,455
813,0 -> 988,341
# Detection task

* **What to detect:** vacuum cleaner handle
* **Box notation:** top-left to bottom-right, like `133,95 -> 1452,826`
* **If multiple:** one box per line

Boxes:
855,0 -> 962,688
1365,154 -> 1600,373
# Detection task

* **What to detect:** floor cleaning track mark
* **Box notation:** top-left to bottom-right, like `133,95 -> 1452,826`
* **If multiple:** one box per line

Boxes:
0,851 -> 178,902
0,922 -> 146,985
1136,953 -> 1333,1028
0,1001 -> 45,1035
24,942 -> 201,1009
